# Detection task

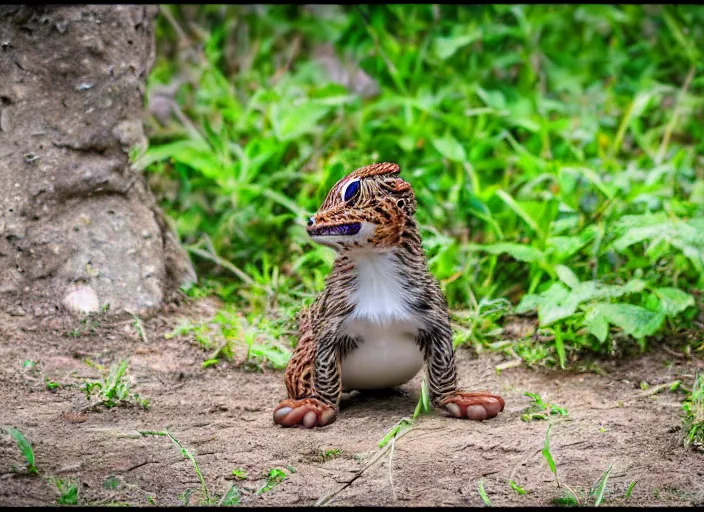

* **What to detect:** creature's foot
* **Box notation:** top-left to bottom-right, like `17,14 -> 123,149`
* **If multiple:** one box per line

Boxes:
439,391 -> 505,421
273,398 -> 337,428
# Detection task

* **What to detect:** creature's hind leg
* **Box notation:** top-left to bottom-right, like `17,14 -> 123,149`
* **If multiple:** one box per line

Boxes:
273,307 -> 339,428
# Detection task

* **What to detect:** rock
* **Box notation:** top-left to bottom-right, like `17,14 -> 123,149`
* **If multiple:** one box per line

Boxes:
62,283 -> 100,314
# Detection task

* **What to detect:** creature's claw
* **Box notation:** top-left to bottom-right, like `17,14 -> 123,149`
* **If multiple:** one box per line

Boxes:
273,398 -> 337,428
440,392 -> 505,421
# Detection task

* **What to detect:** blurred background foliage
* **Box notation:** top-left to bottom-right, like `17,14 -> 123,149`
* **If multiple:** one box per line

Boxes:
140,5 -> 704,369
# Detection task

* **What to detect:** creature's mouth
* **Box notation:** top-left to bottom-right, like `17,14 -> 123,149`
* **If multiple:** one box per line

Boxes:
308,222 -> 362,237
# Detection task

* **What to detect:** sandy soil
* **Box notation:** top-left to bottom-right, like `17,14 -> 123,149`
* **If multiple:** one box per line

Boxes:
1,299 -> 703,507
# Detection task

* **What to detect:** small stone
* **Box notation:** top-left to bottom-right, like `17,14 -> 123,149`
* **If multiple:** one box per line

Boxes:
62,283 -> 100,315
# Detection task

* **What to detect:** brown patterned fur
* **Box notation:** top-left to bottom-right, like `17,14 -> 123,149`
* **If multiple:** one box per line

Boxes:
273,163 -> 505,428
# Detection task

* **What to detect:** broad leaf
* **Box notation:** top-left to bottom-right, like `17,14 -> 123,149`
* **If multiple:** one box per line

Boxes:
654,287 -> 695,317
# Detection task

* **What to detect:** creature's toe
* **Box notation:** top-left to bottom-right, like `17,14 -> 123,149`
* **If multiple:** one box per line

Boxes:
441,392 -> 505,421
273,398 -> 337,428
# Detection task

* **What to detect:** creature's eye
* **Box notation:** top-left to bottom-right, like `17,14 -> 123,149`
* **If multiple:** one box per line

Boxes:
341,179 -> 361,203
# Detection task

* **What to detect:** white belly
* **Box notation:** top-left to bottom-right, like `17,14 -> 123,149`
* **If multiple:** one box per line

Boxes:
340,320 -> 424,391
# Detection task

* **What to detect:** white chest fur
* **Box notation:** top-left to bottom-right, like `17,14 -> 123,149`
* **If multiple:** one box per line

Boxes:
340,252 -> 424,391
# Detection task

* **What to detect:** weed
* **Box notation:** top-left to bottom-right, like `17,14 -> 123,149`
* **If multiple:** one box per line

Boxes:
682,373 -> 704,451
21,360 -> 71,392
80,359 -> 150,410
509,480 -> 526,495
316,448 -> 342,462
477,479 -> 492,506
103,476 -> 121,490
167,309 -> 292,370
257,467 -> 290,495
138,430 -> 211,505
131,314 -> 148,343
541,424 -> 558,486
624,481 -> 637,500
231,468 -> 248,480
590,462 -> 614,506
7,427 -> 38,475
521,392 -> 568,422
137,430 -> 247,505
378,377 -> 431,449
55,478 -> 79,505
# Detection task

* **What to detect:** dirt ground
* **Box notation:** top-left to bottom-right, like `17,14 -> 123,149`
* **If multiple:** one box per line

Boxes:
1,299 -> 703,507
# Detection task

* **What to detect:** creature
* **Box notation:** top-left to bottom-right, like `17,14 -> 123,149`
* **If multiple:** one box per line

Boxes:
273,162 -> 505,428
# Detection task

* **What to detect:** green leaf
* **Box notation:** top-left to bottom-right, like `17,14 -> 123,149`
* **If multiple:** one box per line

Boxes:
590,303 -> 665,340
555,265 -> 580,290
654,287 -> 695,317
553,324 -> 566,369
433,32 -> 480,60
584,307 -> 609,342
509,480 -> 526,495
8,428 -> 37,474
432,134 -> 467,162
496,190 -> 543,237
273,102 -> 330,141
542,424 -> 557,476
477,479 -> 493,506
468,243 -> 544,263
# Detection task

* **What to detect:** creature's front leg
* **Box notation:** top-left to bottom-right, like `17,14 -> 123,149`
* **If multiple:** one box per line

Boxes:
418,321 -> 505,421
273,310 -> 342,429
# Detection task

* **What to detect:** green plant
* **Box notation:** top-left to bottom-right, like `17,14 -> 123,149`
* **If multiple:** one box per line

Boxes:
590,462 -> 614,506
477,479 -> 492,506
316,448 -> 342,462
509,480 -> 526,495
378,377 -> 431,449
145,5 -> 704,365
55,478 -> 79,505
80,360 -> 150,410
231,468 -> 248,480
257,467 -> 290,495
138,430 -> 212,505
624,481 -> 637,500
682,373 -> 703,451
521,392 -> 568,422
7,427 -> 38,475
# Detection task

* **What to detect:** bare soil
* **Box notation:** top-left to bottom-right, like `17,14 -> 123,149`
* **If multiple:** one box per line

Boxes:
1,299 -> 703,507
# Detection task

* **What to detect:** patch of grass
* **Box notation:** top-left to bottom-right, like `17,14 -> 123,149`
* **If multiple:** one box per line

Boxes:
167,308 -> 293,370
55,478 -> 79,505
521,391 -> 568,422
7,427 -> 38,475
145,5 -> 704,366
231,468 -> 248,480
316,448 -> 342,462
80,359 -> 150,410
682,373 -> 704,451
21,360 -> 72,392
103,476 -> 122,490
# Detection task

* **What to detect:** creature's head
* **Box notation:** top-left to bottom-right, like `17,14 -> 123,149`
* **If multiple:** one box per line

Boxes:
306,162 -> 416,252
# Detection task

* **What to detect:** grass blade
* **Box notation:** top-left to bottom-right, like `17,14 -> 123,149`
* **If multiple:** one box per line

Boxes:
593,462 -> 614,506
8,427 -> 38,474
477,479 -> 492,506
